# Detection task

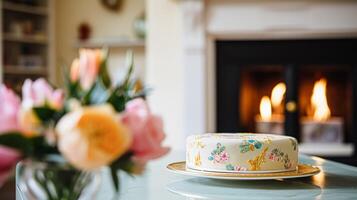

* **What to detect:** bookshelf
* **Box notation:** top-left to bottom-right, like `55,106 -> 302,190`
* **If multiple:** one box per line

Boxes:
0,0 -> 54,92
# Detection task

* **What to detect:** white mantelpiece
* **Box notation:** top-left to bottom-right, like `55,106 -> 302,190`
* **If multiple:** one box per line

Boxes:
206,0 -> 357,39
179,0 -> 357,134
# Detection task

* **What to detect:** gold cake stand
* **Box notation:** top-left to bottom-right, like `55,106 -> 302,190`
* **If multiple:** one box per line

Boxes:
167,161 -> 320,180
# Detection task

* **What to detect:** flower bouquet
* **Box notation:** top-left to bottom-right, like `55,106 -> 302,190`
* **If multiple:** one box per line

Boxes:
0,49 -> 169,199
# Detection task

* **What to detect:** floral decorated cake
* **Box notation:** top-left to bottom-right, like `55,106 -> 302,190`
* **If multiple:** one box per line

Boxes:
186,133 -> 298,173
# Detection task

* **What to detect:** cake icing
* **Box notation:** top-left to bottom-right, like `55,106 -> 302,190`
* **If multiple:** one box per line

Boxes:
186,133 -> 298,173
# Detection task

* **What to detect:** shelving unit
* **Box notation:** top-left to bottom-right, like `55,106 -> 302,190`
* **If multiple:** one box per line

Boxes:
0,0 -> 54,92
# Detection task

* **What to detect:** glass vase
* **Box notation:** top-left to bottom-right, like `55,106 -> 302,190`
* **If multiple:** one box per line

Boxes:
16,156 -> 101,200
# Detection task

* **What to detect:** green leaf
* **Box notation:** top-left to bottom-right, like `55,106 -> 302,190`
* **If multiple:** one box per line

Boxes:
31,136 -> 59,158
82,83 -> 97,105
110,166 -> 120,192
33,106 -> 57,122
109,152 -> 136,193
107,91 -> 126,112
98,48 -> 111,88
67,81 -> 81,99
0,133 -> 33,156
110,152 -> 135,174
0,133 -> 58,158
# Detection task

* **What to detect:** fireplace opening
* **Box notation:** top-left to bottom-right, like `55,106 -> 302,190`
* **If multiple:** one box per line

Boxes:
216,38 -> 357,165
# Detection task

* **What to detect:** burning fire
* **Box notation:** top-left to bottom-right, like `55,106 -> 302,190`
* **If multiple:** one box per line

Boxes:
271,82 -> 286,109
260,96 -> 272,121
259,82 -> 286,120
259,79 -> 331,122
311,78 -> 331,121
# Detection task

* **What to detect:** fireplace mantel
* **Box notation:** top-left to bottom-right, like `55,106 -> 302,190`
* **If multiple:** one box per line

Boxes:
179,0 -> 357,134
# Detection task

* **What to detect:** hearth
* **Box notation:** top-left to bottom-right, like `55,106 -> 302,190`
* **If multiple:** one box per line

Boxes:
216,38 -> 357,164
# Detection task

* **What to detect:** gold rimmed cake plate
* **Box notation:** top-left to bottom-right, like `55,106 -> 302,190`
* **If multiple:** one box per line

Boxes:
167,161 -> 320,180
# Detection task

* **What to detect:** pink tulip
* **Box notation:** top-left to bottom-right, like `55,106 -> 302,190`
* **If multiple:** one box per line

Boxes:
0,146 -> 21,188
121,98 -> 169,163
22,78 -> 64,109
78,49 -> 102,90
0,85 -> 21,132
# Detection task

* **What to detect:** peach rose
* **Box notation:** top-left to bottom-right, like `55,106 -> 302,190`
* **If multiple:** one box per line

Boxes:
121,98 -> 169,163
56,105 -> 132,170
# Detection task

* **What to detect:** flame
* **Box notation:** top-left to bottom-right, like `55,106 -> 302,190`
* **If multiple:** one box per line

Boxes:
260,96 -> 272,121
311,78 -> 331,121
271,82 -> 286,108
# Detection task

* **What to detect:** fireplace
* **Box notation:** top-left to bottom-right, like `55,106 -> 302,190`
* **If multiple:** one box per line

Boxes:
216,38 -> 357,164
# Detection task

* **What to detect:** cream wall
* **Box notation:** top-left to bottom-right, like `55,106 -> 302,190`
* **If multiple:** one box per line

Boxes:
146,0 -> 186,150
56,0 -> 186,150
55,0 -> 145,85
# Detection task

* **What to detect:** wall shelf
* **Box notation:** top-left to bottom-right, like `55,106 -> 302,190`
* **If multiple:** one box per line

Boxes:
4,66 -> 47,76
2,1 -> 47,16
75,38 -> 145,49
3,34 -> 48,45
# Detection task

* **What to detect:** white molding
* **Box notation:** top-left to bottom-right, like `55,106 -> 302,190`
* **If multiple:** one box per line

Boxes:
207,0 -> 357,37
206,35 -> 216,132
209,30 -> 357,41
181,0 -> 206,135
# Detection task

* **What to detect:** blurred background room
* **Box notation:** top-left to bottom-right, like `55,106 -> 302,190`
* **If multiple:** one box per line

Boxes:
1,0 -> 357,188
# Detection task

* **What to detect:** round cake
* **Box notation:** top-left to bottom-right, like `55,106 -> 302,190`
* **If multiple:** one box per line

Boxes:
186,133 -> 298,173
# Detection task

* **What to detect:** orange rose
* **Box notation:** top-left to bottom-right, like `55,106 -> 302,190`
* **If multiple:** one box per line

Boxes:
56,105 -> 132,170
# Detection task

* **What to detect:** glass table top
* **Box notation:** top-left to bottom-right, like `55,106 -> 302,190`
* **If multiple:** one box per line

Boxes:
97,151 -> 357,200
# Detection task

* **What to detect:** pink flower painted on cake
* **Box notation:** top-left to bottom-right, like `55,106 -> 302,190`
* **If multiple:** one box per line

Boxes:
226,163 -> 247,171
208,143 -> 230,164
213,154 -> 221,163
234,166 -> 247,171
121,98 -> 170,163
220,151 -> 229,162
0,85 -> 21,132
268,148 -> 292,169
